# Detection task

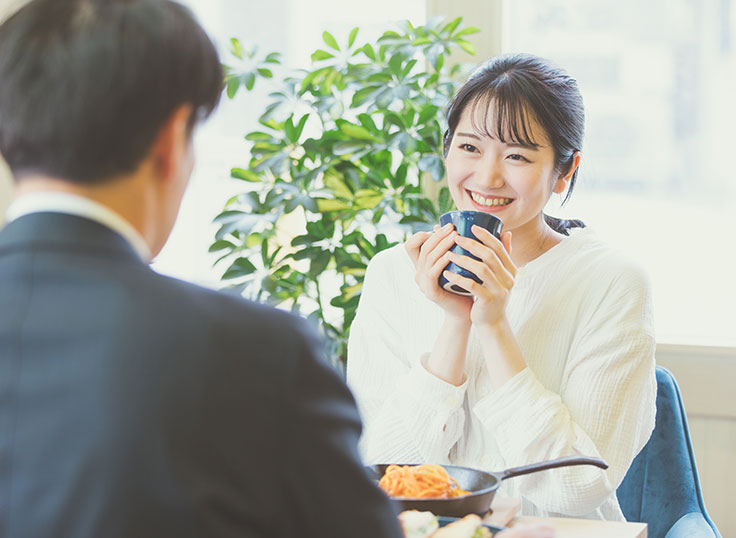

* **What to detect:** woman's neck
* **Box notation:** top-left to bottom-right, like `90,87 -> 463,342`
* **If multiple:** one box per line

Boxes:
509,214 -> 566,267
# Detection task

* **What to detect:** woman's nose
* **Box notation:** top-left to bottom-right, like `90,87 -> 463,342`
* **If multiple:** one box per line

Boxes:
478,157 -> 505,188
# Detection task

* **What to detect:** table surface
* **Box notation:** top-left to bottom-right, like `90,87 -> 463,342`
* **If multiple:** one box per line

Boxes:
510,516 -> 647,538
485,497 -> 647,538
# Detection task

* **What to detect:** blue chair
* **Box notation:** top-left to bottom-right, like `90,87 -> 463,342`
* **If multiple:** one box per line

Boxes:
617,366 -> 721,538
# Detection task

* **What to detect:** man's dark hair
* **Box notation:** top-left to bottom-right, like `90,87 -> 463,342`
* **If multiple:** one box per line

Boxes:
0,0 -> 223,183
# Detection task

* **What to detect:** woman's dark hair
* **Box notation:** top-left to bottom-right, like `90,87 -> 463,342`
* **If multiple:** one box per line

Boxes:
0,0 -> 223,183
443,53 -> 585,235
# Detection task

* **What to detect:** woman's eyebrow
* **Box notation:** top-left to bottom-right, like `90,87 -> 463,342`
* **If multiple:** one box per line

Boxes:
457,131 -> 542,150
456,131 -> 482,140
506,142 -> 541,151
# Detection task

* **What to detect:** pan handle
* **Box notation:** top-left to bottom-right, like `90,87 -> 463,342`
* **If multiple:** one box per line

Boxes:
501,455 -> 609,481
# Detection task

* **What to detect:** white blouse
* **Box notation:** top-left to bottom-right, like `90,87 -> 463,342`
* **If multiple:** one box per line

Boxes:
346,227 -> 656,520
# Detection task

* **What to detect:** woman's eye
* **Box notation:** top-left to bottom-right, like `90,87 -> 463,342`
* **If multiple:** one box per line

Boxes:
507,153 -> 531,162
459,143 -> 478,153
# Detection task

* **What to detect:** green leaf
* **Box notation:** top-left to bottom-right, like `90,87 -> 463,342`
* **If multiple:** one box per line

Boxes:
434,52 -> 445,73
230,167 -> 261,182
333,141 -> 368,156
453,26 -> 480,37
323,31 -> 340,51
316,199 -> 351,212
351,86 -> 380,107
257,68 -> 273,78
441,17 -> 462,36
456,39 -> 476,55
226,78 -> 240,99
401,59 -> 418,79
339,122 -> 376,141
438,186 -> 454,214
301,66 -> 330,91
357,113 -> 378,134
294,113 -> 310,140
417,104 -> 439,125
359,43 -> 376,61
391,162 -> 408,188
222,257 -> 257,279
230,38 -> 243,59
309,249 -> 331,277
388,53 -> 404,76
323,172 -> 354,199
311,49 -> 334,62
265,52 -> 282,64
418,154 -> 445,181
245,131 -> 275,141
348,27 -> 359,48
244,71 -> 256,90
354,190 -> 383,210
284,117 -> 297,143
208,239 -> 236,253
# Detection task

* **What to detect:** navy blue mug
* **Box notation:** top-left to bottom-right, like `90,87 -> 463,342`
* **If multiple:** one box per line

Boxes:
437,210 -> 503,296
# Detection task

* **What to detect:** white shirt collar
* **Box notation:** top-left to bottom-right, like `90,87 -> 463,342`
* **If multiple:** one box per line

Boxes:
6,192 -> 152,262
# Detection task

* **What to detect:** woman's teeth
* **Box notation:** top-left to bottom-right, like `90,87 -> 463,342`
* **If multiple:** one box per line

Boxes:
470,192 -> 512,206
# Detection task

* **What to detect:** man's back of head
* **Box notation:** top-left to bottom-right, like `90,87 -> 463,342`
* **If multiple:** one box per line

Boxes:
0,0 -> 222,184
0,0 -> 224,255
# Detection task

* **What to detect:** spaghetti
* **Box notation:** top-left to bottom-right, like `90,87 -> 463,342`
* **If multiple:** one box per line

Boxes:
378,464 -> 470,499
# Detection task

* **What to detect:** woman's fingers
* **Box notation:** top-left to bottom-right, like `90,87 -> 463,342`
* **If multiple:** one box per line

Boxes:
453,237 -> 515,288
469,225 -> 517,276
407,226 -> 451,266
404,231 -> 430,265
422,228 -> 457,268
447,250 -> 513,290
501,230 -> 512,255
442,269 -> 492,298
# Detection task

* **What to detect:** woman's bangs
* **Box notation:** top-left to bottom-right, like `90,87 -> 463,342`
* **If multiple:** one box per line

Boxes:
467,89 -> 540,148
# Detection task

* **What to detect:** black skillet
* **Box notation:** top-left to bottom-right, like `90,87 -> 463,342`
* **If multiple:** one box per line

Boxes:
368,455 -> 608,518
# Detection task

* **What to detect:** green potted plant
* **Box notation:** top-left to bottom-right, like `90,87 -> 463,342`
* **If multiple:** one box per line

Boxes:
211,17 -> 478,368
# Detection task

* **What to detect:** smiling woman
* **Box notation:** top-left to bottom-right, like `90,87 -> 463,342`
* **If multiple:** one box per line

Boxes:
347,53 -> 657,522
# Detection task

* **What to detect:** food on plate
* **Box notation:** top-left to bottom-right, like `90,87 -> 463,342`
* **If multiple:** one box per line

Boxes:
379,464 -> 471,498
399,511 -> 493,538
398,510 -> 439,538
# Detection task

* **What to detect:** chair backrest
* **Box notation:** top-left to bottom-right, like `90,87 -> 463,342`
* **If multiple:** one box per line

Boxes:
616,366 -> 720,538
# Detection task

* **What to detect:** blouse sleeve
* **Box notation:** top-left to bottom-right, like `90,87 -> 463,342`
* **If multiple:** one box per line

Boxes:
472,261 -> 657,516
346,247 -> 468,464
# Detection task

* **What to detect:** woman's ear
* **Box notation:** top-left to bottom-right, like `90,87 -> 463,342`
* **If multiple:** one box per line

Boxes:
553,151 -> 582,194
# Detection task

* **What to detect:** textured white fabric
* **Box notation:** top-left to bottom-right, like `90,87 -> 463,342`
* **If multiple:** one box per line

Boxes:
346,227 -> 656,521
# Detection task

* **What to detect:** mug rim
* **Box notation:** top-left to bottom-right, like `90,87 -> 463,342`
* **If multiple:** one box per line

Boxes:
439,209 -> 503,223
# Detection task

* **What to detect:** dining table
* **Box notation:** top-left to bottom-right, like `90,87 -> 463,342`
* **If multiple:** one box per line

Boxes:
485,497 -> 647,538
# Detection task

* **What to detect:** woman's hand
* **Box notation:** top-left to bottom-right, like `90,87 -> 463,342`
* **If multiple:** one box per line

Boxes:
442,226 -> 517,327
405,223 -> 472,323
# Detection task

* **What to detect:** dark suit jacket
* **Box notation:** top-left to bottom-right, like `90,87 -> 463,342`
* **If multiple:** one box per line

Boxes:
0,212 -> 402,538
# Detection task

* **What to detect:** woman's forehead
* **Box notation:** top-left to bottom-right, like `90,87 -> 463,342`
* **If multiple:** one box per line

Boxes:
457,98 -> 551,148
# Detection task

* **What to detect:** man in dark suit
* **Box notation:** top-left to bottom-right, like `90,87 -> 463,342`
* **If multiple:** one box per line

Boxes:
0,1 -> 403,537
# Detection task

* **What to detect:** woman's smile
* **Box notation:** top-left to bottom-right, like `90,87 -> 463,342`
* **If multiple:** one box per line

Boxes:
467,189 -> 514,211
